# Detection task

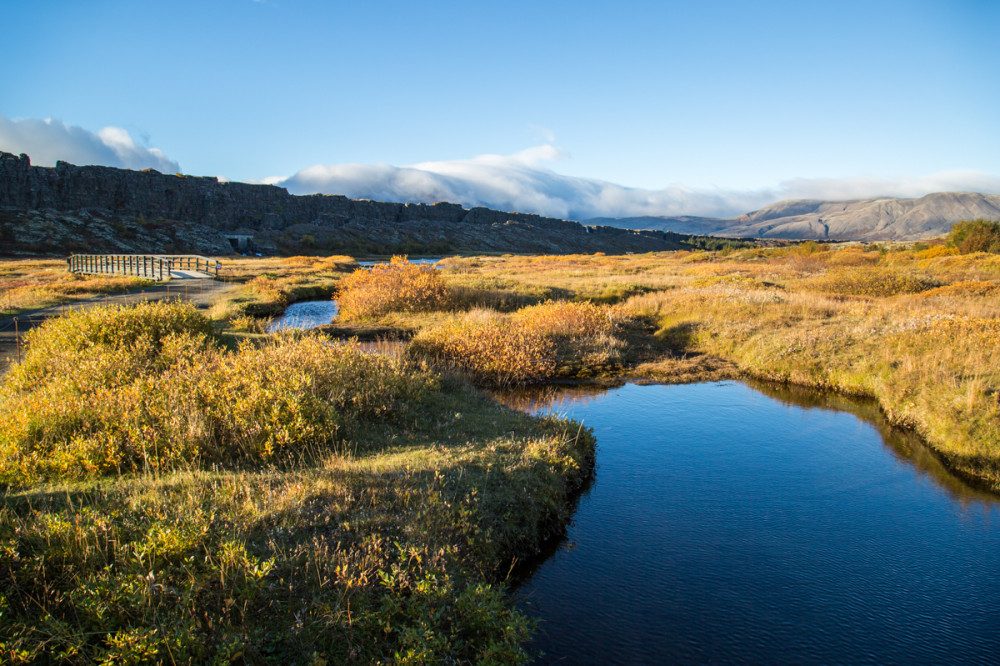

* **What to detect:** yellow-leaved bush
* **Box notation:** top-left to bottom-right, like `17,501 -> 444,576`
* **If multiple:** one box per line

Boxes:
0,301 -> 436,485
410,301 -> 626,386
337,256 -> 448,320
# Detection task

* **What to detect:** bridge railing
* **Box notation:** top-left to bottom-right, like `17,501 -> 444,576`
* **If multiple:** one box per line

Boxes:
153,255 -> 222,277
67,254 -> 220,280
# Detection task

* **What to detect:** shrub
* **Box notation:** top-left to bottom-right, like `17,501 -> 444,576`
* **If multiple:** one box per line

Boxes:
338,256 -> 448,320
513,300 -> 613,338
5,300 -> 214,390
0,303 -> 437,484
410,312 -> 556,386
804,268 -> 937,297
789,240 -> 829,256
949,219 -> 1000,254
915,244 -> 958,259
918,280 -> 1000,299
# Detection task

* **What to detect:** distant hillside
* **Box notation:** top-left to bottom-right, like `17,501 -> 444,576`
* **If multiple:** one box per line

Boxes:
586,192 -> 1000,241
0,152 -> 687,256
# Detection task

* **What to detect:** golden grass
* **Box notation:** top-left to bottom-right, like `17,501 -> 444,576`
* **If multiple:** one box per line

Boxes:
410,310 -> 557,387
0,304 -> 595,660
0,302 -> 437,485
426,245 -> 1000,486
410,301 -> 629,386
0,259 -> 154,314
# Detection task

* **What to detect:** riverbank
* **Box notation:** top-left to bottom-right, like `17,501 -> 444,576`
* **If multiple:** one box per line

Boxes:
427,247 -> 1000,489
221,245 -> 999,488
0,301 -> 594,662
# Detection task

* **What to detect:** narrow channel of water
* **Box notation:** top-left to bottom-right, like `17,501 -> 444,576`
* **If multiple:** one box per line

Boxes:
357,257 -> 442,268
507,381 -> 1000,664
267,300 -> 339,332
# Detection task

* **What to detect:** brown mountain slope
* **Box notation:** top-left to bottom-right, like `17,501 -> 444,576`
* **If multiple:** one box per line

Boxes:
587,192 -> 1000,241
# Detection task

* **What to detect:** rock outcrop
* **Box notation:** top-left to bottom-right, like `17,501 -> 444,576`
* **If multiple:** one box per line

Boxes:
0,152 -> 685,256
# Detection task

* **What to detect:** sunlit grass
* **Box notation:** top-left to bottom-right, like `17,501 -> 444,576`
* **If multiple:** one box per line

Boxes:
0,259 -> 154,315
0,300 -> 595,662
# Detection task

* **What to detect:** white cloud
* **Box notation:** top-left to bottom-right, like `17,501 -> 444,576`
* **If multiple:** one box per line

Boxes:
4,116 -> 998,220
278,147 -> 1000,220
0,115 -> 180,173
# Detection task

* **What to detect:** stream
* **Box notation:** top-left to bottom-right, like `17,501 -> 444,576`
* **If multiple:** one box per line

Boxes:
507,381 -> 1000,664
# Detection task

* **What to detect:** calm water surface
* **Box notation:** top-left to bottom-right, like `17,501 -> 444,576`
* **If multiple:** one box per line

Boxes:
510,381 -> 1000,664
267,300 -> 339,332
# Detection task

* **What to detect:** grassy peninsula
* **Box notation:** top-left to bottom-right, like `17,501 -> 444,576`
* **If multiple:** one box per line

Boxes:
321,236 -> 1000,487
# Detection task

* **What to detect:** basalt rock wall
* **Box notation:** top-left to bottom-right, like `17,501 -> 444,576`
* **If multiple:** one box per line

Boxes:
0,152 -> 683,255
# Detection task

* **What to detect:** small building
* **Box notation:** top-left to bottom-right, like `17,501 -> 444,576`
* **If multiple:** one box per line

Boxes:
223,229 -> 256,253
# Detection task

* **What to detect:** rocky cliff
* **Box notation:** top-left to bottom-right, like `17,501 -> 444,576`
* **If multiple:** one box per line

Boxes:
0,152 -> 685,256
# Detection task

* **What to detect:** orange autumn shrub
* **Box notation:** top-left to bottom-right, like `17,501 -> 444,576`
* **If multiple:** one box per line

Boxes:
338,256 -> 448,320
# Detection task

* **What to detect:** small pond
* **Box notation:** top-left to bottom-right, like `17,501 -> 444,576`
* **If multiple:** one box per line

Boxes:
267,300 -> 339,332
508,381 -> 1000,664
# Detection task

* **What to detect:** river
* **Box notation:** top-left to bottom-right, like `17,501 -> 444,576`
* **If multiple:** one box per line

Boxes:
508,381 -> 1000,664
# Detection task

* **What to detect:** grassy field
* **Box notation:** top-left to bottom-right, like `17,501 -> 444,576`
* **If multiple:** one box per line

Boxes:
0,259 -> 155,316
3,235 -> 999,661
0,301 -> 593,662
314,242 -> 1000,488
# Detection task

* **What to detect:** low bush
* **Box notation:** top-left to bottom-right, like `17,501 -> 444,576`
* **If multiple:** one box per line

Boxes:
338,256 -> 448,320
410,311 -> 556,387
918,280 -> 1000,299
0,302 -> 437,485
803,268 -> 937,297
411,301 -> 628,385
513,299 -> 613,339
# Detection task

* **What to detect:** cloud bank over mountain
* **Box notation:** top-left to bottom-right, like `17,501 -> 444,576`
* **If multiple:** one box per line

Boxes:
278,146 -> 1000,220
0,115 -> 179,173
3,113 -> 999,221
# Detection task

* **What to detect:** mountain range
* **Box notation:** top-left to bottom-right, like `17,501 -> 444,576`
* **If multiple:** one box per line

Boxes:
584,192 -> 1000,241
2,151 -> 999,256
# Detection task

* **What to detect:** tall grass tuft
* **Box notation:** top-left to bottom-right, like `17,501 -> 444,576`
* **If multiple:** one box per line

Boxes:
411,300 -> 627,385
513,299 -> 614,339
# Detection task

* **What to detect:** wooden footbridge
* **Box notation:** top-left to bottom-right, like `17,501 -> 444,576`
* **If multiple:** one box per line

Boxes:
68,254 -> 221,280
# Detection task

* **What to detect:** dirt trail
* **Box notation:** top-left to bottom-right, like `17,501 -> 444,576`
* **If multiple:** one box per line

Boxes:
0,278 -> 238,376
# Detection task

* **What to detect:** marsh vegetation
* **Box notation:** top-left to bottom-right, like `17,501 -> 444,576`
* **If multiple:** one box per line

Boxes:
2,224 -> 999,661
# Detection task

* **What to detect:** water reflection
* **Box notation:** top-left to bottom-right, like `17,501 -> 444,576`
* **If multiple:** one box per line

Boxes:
503,381 -> 1000,664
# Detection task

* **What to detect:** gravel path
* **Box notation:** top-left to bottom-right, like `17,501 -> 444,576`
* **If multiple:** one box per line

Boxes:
0,278 -> 238,376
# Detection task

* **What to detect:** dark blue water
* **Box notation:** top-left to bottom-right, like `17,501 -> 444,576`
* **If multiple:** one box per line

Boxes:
513,382 -> 1000,664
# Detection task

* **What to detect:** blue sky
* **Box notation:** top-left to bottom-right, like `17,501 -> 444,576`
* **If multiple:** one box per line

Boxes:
2,0 -> 998,219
